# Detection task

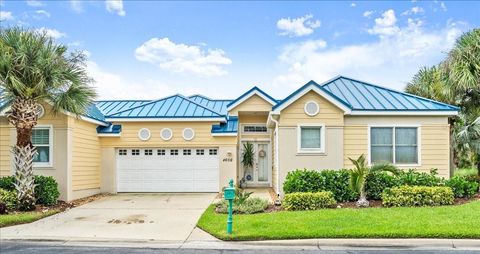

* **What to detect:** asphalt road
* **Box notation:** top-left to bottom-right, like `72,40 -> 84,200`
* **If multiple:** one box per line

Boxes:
1,242 -> 479,254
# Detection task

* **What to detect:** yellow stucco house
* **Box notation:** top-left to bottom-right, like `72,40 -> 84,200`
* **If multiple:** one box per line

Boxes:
0,76 -> 458,201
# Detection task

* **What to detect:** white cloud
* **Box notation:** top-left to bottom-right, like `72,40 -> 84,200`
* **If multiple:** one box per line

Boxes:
135,38 -> 232,77
87,61 -> 206,100
350,3 -> 356,7
26,0 -> 43,7
0,11 -> 14,21
363,10 -> 374,18
105,0 -> 125,16
35,27 -> 66,39
277,14 -> 321,37
440,2 -> 447,11
402,6 -> 425,16
273,18 -> 463,92
368,9 -> 400,36
70,0 -> 83,13
34,10 -> 50,18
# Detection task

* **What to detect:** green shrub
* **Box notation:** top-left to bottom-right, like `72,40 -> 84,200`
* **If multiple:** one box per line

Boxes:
445,176 -> 479,198
283,169 -> 357,202
382,186 -> 454,207
215,197 -> 268,214
397,169 -> 444,186
0,189 -> 18,211
0,176 -> 15,191
283,191 -> 337,211
365,171 -> 398,200
34,176 -> 60,205
454,168 -> 478,178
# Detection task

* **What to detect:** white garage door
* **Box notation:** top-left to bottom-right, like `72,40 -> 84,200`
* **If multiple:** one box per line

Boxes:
117,148 -> 219,192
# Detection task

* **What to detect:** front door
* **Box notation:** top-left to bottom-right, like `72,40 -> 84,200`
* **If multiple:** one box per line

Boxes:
240,142 -> 271,187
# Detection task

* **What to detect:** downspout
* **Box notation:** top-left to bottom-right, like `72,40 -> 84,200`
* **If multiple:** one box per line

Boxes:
269,113 -> 280,195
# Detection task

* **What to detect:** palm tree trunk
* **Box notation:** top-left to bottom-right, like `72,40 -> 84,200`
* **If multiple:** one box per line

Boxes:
449,118 -> 457,177
356,191 -> 370,207
6,98 -> 39,211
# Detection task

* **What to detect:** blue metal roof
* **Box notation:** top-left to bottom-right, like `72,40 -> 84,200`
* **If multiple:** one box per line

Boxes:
106,94 -> 225,118
188,95 -> 232,115
95,100 -> 151,115
321,76 -> 459,111
211,116 -> 238,133
273,76 -> 459,111
226,86 -> 277,108
84,104 -> 106,122
97,124 -> 122,134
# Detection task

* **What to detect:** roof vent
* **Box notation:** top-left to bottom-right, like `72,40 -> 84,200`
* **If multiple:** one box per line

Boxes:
304,101 -> 319,116
138,128 -> 151,141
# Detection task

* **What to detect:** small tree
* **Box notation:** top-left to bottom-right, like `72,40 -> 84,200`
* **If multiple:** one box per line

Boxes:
0,28 -> 96,210
348,154 -> 398,207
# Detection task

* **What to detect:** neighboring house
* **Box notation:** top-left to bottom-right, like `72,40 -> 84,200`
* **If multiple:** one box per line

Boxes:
0,76 -> 458,201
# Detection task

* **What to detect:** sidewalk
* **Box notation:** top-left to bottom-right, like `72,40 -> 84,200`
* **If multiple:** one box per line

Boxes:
2,227 -> 480,251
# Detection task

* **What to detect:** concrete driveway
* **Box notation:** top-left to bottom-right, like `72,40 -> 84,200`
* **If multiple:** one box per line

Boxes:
0,193 -> 217,242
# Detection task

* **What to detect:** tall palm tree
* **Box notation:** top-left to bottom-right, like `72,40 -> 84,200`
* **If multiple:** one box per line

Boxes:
348,154 -> 398,207
456,116 -> 480,176
0,28 -> 96,210
406,29 -> 480,173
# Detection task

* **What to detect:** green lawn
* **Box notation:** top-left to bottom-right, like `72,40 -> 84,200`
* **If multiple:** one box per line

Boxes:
197,201 -> 480,240
0,210 -> 59,228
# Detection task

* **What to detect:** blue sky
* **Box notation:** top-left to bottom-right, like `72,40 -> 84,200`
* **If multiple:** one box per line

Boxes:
1,0 -> 479,100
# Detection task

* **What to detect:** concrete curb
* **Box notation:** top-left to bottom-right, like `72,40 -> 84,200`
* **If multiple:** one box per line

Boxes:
2,238 -> 480,250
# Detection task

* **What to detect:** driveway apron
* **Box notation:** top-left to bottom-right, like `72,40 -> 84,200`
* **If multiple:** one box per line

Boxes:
0,193 -> 216,242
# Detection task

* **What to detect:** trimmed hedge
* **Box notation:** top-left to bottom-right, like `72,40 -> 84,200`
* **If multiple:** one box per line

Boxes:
283,192 -> 337,211
365,171 -> 397,200
0,175 -> 60,205
382,186 -> 454,207
0,189 -> 18,211
0,176 -> 15,191
445,176 -> 479,198
283,169 -> 357,202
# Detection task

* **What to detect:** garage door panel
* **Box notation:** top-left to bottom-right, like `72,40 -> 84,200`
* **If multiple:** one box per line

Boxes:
117,148 -> 219,192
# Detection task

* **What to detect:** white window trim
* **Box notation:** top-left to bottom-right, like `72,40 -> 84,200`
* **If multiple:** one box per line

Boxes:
182,128 -> 195,141
304,100 -> 320,116
297,123 -> 326,154
368,125 -> 422,167
160,128 -> 173,141
138,128 -> 151,141
241,123 -> 269,135
32,125 -> 53,168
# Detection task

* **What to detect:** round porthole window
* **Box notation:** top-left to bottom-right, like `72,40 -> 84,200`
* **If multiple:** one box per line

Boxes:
182,128 -> 195,141
138,128 -> 151,141
304,101 -> 320,116
36,104 -> 45,119
160,128 -> 173,141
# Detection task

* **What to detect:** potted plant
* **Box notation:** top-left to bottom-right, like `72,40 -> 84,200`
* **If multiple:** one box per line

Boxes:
240,142 -> 254,188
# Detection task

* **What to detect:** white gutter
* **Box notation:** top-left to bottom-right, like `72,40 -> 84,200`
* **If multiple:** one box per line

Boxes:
269,113 -> 280,195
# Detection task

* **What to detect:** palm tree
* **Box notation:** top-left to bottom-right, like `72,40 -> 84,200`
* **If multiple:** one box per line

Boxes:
456,116 -> 480,176
348,154 -> 398,207
406,29 -> 480,173
0,28 -> 96,210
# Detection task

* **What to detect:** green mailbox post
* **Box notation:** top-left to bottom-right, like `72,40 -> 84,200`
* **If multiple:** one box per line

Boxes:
223,179 -> 235,234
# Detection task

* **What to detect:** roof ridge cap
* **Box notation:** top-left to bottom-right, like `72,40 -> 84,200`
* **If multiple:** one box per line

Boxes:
176,94 -> 224,116
106,94 -> 179,117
